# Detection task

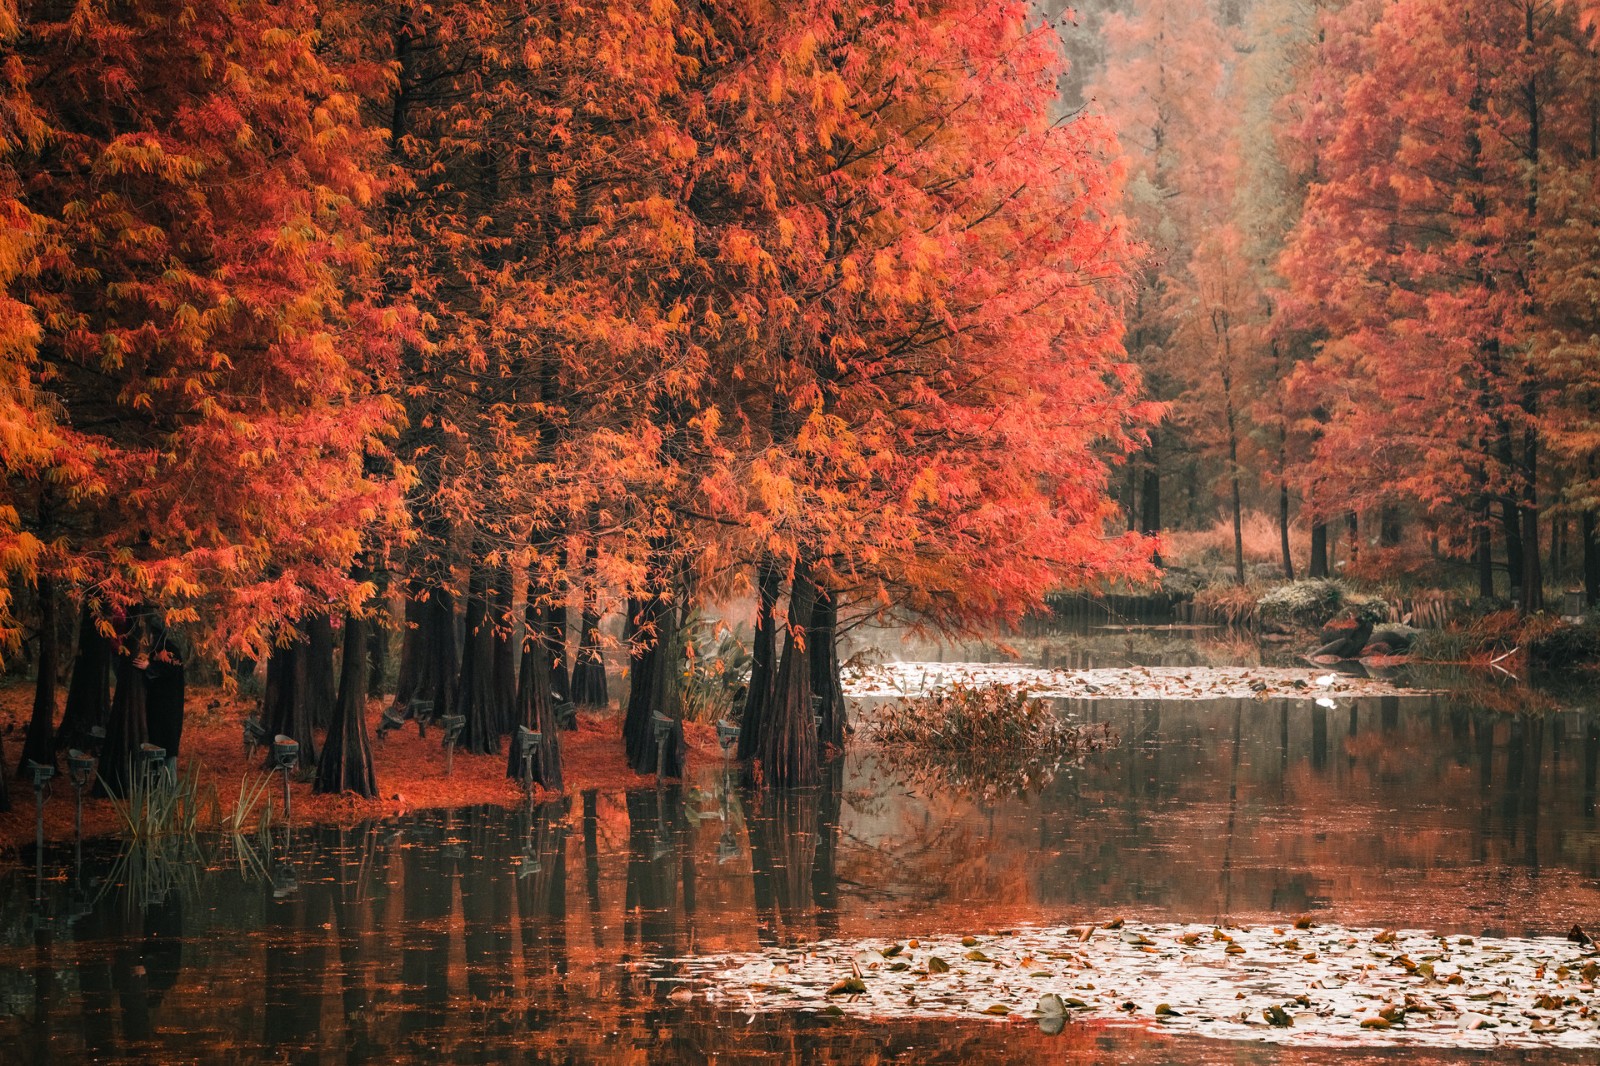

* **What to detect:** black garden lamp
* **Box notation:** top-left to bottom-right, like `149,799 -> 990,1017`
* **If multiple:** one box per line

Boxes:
25,760 -> 54,882
515,726 -> 542,796
439,714 -> 466,775
67,749 -> 95,844
554,699 -> 577,731
715,719 -> 739,755
411,699 -> 435,738
651,711 -> 674,782
272,735 -> 298,821
376,706 -> 407,739
136,743 -> 167,788
243,716 -> 268,757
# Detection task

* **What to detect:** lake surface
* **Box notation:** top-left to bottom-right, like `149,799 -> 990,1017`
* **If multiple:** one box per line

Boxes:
2,649 -> 1598,1062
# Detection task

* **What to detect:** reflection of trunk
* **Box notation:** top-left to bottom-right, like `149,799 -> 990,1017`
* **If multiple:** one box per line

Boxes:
582,790 -> 605,948
813,760 -> 844,940
400,813 -> 452,1034
516,800 -> 571,994
262,629 -> 318,771
755,559 -> 819,787
456,558 -> 504,755
262,889 -> 327,1055
624,787 -> 688,956
809,581 -> 846,750
19,574 -> 58,773
736,560 -> 781,762
57,600 -> 112,752
315,612 -> 377,797
463,807 -> 515,1004
306,613 -> 337,731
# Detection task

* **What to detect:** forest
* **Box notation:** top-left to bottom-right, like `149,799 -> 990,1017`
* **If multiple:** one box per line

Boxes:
2,0 -> 1600,814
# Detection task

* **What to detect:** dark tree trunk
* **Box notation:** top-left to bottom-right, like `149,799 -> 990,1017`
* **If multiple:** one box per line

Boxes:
509,581 -> 563,791
1140,433 -> 1161,566
491,565 -> 518,738
367,567 -> 389,694
1477,501 -> 1496,598
316,613 -> 377,797
19,575 -> 58,774
570,532 -> 607,709
754,559 -> 819,788
306,613 -> 337,731
1309,520 -> 1329,578
262,631 -> 318,771
736,560 -> 781,762
97,615 -> 150,797
623,553 -> 685,778
456,561 -> 502,756
1346,511 -> 1360,567
1279,483 -> 1295,580
1380,504 -> 1402,548
386,588 -> 423,719
143,623 -> 185,765
544,542 -> 570,704
1585,510 -> 1599,609
57,601 -> 112,752
1502,497 -> 1524,604
809,580 -> 846,751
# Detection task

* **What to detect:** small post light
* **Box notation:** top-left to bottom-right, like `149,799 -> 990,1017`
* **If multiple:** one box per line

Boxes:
137,742 -> 167,789
717,823 -> 741,865
651,711 -> 674,783
554,699 -> 577,731
272,735 -> 299,822
376,706 -> 407,738
67,749 -> 95,844
87,725 -> 106,755
439,714 -> 466,775
411,698 -> 435,737
715,718 -> 739,755
26,760 -> 54,876
243,716 -> 268,757
516,726 -> 542,796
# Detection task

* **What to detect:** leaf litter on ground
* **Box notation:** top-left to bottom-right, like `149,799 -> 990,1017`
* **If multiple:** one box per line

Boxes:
671,921 -> 1600,1050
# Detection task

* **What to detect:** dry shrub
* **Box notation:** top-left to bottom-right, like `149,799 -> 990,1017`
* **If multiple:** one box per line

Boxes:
1164,511 -> 1302,569
865,683 -> 1115,797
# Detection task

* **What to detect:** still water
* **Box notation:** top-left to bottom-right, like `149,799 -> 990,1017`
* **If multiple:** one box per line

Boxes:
2,681 -> 1598,1062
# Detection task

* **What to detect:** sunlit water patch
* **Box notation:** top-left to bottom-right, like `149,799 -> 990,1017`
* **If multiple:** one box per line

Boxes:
672,921 -> 1600,1050
844,661 -> 1427,701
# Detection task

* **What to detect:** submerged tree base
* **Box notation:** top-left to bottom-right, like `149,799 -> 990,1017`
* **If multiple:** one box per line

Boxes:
673,921 -> 1600,1050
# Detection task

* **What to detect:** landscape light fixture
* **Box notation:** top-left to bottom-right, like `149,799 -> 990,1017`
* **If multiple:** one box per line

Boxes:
25,760 -> 54,880
716,719 -> 740,754
411,699 -> 435,738
376,706 -> 407,738
440,714 -> 466,775
137,743 -> 167,788
67,749 -> 95,844
554,699 -> 577,731
516,726 -> 542,796
651,711 -> 675,782
243,716 -> 268,757
272,735 -> 299,821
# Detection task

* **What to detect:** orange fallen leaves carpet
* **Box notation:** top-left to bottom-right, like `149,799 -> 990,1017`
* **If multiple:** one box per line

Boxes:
0,683 -> 719,858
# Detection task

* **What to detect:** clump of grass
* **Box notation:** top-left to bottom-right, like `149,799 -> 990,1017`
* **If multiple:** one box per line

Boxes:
1259,579 -> 1350,625
865,682 -> 1116,797
102,758 -> 215,844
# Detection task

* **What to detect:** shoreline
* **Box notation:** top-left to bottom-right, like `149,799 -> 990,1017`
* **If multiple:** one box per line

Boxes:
0,684 -> 722,859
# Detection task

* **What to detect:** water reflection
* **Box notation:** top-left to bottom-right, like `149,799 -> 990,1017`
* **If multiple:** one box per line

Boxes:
1,693 -> 1598,1062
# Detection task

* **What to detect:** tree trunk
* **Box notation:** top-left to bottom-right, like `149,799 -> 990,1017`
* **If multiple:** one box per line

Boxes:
544,542 -> 570,704
367,568 -> 389,695
1501,498 -> 1524,605
509,577 -> 563,790
456,560 -> 503,756
755,558 -> 820,788
1346,511 -> 1360,567
570,532 -> 607,710
1230,472 -> 1245,585
1278,482 -> 1295,580
1309,520 -> 1328,578
306,613 -> 337,731
262,629 -> 319,771
19,574 -> 58,774
1477,500 -> 1496,598
736,559 -> 781,762
1140,433 -> 1162,565
97,613 -> 150,797
809,580 -> 846,751
315,612 -> 377,797
491,564 -> 518,738
624,546 -> 685,778
1379,504 -> 1402,547
1584,510 -> 1599,608
57,600 -> 112,752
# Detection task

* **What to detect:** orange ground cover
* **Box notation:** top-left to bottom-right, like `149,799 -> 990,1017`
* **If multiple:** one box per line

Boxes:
0,683 -> 720,857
